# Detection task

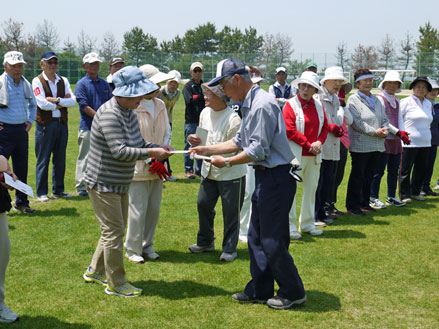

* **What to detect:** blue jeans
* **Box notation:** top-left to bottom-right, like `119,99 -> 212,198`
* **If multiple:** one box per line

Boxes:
184,123 -> 202,174
370,152 -> 401,199
35,121 -> 69,196
0,123 -> 29,207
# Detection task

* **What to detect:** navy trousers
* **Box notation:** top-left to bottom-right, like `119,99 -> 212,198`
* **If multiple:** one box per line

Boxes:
0,123 -> 29,207
315,159 -> 336,221
423,145 -> 438,190
35,121 -> 69,196
370,152 -> 401,199
244,164 -> 305,301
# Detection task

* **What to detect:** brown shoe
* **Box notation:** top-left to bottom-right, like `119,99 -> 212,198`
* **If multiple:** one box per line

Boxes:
185,172 -> 195,179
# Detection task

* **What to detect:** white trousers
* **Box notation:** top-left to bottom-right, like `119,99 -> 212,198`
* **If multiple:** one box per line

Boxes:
126,180 -> 163,256
75,129 -> 90,193
239,165 -> 255,238
0,212 -> 11,304
289,156 -> 321,232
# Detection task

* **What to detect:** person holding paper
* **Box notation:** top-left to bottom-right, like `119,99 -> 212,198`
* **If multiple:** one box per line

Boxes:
0,155 -> 19,323
187,80 -> 246,262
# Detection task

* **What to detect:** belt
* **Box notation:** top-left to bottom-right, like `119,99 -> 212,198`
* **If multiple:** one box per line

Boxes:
253,165 -> 266,171
52,117 -> 62,122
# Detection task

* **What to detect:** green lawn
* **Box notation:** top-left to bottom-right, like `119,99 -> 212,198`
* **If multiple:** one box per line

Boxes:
3,87 -> 439,328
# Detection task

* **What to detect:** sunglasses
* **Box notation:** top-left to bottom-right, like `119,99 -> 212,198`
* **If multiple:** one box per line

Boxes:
193,68 -> 203,73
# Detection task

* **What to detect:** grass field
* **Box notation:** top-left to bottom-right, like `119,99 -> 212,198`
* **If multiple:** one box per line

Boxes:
2,85 -> 439,328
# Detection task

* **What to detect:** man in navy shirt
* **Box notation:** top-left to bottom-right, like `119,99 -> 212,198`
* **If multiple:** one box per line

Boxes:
74,53 -> 111,196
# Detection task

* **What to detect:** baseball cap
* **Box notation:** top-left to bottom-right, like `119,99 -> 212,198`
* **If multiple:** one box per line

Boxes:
3,51 -> 26,65
306,61 -> 317,69
112,66 -> 159,98
110,57 -> 124,66
41,51 -> 57,61
83,52 -> 102,64
275,67 -> 287,74
190,62 -> 203,71
208,58 -> 247,86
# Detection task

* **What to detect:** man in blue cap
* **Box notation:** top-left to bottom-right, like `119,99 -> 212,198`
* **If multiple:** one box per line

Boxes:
32,51 -> 77,201
190,58 -> 306,310
82,66 -> 174,298
0,51 -> 36,213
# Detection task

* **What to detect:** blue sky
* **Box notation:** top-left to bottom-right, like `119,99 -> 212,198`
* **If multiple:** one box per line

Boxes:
1,0 -> 437,53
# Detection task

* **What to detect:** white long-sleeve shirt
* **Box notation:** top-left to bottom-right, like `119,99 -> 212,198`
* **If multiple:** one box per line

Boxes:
32,72 -> 76,118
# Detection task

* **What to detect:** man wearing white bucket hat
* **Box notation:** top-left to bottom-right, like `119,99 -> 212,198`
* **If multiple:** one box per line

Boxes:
370,71 -> 411,208
269,67 -> 294,109
283,71 -> 329,239
315,67 -> 350,225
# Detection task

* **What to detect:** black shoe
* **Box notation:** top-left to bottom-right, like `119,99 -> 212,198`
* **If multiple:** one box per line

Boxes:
347,209 -> 365,216
14,205 -> 36,214
332,206 -> 344,216
324,209 -> 337,220
232,293 -> 266,304
422,188 -> 438,196
266,295 -> 307,310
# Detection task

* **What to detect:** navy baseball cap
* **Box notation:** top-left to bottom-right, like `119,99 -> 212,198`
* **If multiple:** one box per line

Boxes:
41,51 -> 57,61
208,58 -> 247,86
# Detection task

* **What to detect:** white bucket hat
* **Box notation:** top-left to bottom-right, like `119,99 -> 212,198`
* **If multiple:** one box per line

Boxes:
168,70 -> 181,84
378,71 -> 403,93
320,66 -> 349,85
291,71 -> 324,94
139,64 -> 174,84
427,78 -> 439,91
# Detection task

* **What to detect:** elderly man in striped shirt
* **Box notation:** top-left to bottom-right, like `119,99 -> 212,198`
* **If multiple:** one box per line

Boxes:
82,66 -> 173,298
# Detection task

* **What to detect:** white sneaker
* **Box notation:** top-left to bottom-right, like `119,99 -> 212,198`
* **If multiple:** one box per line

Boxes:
434,184 -> 439,191
37,195 -> 51,202
125,252 -> 145,264
166,175 -> 178,182
301,228 -> 323,236
0,302 -> 19,323
238,235 -> 248,243
219,252 -> 237,262
290,231 -> 302,240
369,198 -> 387,209
314,221 -> 327,227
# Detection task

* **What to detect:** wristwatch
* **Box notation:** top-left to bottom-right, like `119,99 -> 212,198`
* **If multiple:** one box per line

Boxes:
225,158 -> 231,168
55,97 -> 61,105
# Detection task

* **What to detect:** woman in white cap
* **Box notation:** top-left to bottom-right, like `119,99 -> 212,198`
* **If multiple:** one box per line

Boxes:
125,64 -> 173,264
422,78 -> 439,195
283,71 -> 329,238
345,69 -> 393,216
315,67 -> 349,225
82,66 -> 173,298
399,77 -> 433,203
369,71 -> 411,208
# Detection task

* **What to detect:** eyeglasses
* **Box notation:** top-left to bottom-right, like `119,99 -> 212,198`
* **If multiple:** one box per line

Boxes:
193,68 -> 202,73
218,76 -> 232,92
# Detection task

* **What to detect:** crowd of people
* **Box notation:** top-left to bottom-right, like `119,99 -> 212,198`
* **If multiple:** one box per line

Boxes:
0,49 -> 438,321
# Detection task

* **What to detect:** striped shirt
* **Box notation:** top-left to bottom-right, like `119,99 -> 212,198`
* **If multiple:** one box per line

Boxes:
84,97 -> 158,193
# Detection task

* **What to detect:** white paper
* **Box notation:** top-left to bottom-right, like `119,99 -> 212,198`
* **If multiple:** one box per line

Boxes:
195,127 -> 208,146
170,150 -> 189,154
3,173 -> 34,198
190,154 -> 212,161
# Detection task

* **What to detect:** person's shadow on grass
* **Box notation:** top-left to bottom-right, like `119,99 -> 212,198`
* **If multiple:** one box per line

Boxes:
146,249 -> 251,264
8,207 -> 80,218
10,316 -> 91,329
132,279 -> 232,299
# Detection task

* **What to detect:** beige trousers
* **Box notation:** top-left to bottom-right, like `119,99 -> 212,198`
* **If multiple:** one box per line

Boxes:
88,188 -> 128,288
75,130 -> 90,193
0,212 -> 11,304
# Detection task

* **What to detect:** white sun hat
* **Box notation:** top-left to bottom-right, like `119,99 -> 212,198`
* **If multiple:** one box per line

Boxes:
427,78 -> 439,91
291,71 -> 324,94
378,71 -> 404,93
168,70 -> 181,84
139,64 -> 174,84
320,66 -> 349,85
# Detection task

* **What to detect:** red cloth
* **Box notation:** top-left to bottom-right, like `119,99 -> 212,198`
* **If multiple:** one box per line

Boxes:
283,94 -> 329,156
340,119 -> 350,149
338,88 -> 346,107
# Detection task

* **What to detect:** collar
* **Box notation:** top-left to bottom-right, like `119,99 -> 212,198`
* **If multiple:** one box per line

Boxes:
358,91 -> 375,106
191,78 -> 203,85
381,90 -> 398,107
274,81 -> 288,89
42,71 -> 60,84
242,85 -> 260,111
5,72 -> 22,85
322,87 -> 335,103
164,85 -> 178,98
86,73 -> 100,82
298,93 -> 315,106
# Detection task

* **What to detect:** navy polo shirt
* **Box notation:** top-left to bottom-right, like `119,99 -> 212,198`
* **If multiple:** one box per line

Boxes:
75,74 -> 111,130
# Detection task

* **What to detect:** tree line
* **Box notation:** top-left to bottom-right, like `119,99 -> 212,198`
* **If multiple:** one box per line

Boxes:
1,19 -> 438,78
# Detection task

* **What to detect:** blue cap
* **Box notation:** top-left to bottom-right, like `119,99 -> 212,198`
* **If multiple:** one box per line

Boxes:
112,66 -> 159,98
208,58 -> 247,86
41,51 -> 57,61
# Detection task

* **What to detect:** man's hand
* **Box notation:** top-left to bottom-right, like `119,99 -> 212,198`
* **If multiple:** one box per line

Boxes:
189,146 -> 211,157
25,121 -> 32,132
211,155 -> 226,168
187,134 -> 201,147
309,141 -> 322,155
159,144 -> 175,152
46,97 -> 58,103
148,147 -> 172,160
